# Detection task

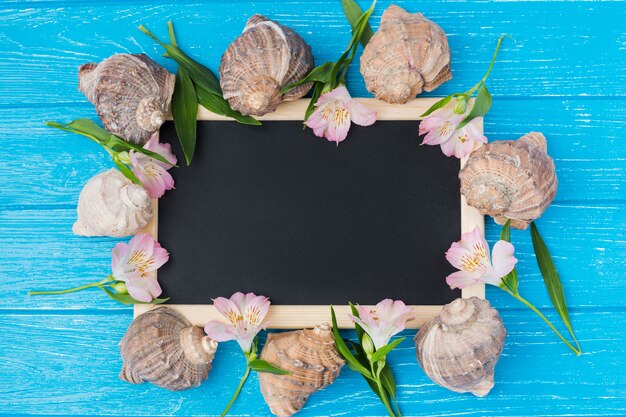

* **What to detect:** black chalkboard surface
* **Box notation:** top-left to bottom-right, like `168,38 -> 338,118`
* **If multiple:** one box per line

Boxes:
157,120 -> 461,306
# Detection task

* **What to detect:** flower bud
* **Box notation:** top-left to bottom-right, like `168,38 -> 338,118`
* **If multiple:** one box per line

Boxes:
116,151 -> 131,165
111,281 -> 128,294
362,333 -> 375,358
454,96 -> 468,114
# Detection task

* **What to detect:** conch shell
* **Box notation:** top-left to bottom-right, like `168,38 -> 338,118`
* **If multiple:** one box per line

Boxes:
459,132 -> 558,230
119,307 -> 218,391
258,323 -> 345,417
78,53 -> 175,145
73,169 -> 152,238
414,297 -> 506,397
360,5 -> 451,103
219,14 -> 314,116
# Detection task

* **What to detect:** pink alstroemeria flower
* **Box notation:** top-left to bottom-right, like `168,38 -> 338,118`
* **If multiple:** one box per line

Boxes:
306,85 -> 376,144
420,109 -> 487,158
445,226 -> 518,289
204,292 -> 271,353
130,133 -> 177,199
349,299 -> 416,350
111,233 -> 169,302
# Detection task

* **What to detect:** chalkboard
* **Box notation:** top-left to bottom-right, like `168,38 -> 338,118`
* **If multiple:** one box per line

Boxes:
137,99 -> 484,328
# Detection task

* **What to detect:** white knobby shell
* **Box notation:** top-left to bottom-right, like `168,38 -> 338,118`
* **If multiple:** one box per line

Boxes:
459,132 -> 558,230
119,307 -> 218,391
73,169 -> 153,237
414,297 -> 506,397
78,53 -> 175,145
219,14 -> 314,116
360,5 -> 451,104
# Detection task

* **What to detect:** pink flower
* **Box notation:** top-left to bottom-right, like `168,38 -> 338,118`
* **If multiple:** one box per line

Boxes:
349,299 -> 416,350
130,133 -> 177,199
445,227 -> 518,289
420,109 -> 487,158
111,233 -> 169,302
204,292 -> 270,353
306,85 -> 376,144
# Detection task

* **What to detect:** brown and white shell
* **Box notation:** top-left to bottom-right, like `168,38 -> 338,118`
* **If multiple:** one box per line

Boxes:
78,53 -> 175,145
119,307 -> 218,391
459,132 -> 558,230
360,5 -> 451,104
219,15 -> 314,116
414,297 -> 506,397
73,169 -> 152,237
258,323 -> 345,417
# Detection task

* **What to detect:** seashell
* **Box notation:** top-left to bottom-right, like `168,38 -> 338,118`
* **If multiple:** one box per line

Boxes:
73,169 -> 152,238
219,14 -> 314,116
78,53 -> 175,145
459,132 -> 558,230
119,307 -> 218,391
360,5 -> 451,104
414,297 -> 506,397
258,323 -> 345,417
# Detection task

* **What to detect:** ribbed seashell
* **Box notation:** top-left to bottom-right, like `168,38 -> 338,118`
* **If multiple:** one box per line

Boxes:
360,5 -> 451,104
78,53 -> 175,145
73,169 -> 152,238
119,307 -> 218,391
258,323 -> 345,417
414,297 -> 506,397
459,132 -> 558,230
219,14 -> 314,116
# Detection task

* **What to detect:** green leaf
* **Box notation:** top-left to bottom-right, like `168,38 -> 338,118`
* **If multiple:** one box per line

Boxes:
341,0 -> 374,47
112,159 -> 141,184
280,61 -> 334,94
330,306 -> 373,378
46,119 -> 109,144
458,83 -> 492,129
498,220 -> 519,292
349,302 -> 365,343
249,359 -> 291,375
419,94 -> 455,118
530,222 -> 580,349
99,286 -> 169,305
105,135 -> 175,166
379,363 -> 397,399
195,83 -> 261,126
304,81 -> 326,122
139,23 -> 222,95
370,337 -> 404,363
172,67 -> 198,165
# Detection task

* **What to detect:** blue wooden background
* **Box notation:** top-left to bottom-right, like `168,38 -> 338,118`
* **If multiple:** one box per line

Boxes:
1,1 -> 625,416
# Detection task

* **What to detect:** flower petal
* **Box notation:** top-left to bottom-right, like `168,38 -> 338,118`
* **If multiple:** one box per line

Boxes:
326,105 -> 351,144
204,320 -> 237,342
483,240 -> 518,286
126,278 -> 156,302
446,270 -> 479,289
348,100 -> 376,127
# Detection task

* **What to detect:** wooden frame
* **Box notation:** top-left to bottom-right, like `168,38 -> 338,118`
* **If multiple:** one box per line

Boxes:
135,98 -> 484,328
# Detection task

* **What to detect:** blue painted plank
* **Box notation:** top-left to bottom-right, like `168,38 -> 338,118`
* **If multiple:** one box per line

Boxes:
1,310 -> 624,416
2,203 -> 624,311
0,0 -> 625,106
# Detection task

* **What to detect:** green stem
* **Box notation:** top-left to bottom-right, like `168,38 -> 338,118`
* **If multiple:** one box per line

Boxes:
371,361 -> 397,417
465,34 -> 508,95
501,287 -> 581,355
220,365 -> 251,417
29,276 -> 114,296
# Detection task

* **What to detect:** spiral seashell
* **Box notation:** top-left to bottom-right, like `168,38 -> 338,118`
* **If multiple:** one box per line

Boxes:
73,169 -> 152,238
78,54 -> 175,145
360,5 -> 451,104
219,14 -> 314,116
258,323 -> 345,417
414,297 -> 506,397
119,307 -> 218,391
459,132 -> 558,230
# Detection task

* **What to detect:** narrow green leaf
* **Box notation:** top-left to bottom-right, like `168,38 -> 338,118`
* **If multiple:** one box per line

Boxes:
498,220 -> 519,292
249,359 -> 291,375
530,222 -> 580,348
379,363 -> 397,399
100,286 -> 169,305
341,0 -> 374,47
304,81 -> 325,122
113,160 -> 141,185
420,94 -> 455,118
46,119 -> 109,144
105,135 -> 175,166
172,68 -> 198,165
458,83 -> 492,129
370,337 -> 404,363
330,307 -> 373,378
280,61 -> 334,94
195,83 -> 261,126
349,302 -> 365,343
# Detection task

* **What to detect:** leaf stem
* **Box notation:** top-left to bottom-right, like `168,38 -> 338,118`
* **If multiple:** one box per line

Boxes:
371,361 -> 397,417
465,34 -> 508,95
220,365 -> 251,417
29,276 -> 114,296
501,287 -> 581,355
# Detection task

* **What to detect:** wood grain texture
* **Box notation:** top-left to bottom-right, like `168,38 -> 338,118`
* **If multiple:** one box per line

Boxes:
1,0 -> 625,415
